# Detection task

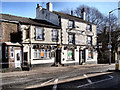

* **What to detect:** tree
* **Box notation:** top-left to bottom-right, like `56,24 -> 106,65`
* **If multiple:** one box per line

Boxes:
75,5 -> 104,33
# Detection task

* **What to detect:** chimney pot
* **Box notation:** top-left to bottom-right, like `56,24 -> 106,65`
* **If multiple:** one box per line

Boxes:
71,10 -> 73,15
46,2 -> 53,12
81,8 -> 86,20
37,4 -> 39,8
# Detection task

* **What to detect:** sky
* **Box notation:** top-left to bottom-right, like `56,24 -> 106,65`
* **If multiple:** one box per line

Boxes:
0,1 -> 119,19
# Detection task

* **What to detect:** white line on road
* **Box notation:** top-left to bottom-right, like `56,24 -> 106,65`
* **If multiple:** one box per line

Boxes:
77,75 -> 114,88
52,79 -> 58,90
83,74 -> 92,84
41,78 -> 54,86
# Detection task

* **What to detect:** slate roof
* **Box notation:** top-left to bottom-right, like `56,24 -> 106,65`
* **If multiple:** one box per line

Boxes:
0,13 -> 60,29
52,11 -> 96,25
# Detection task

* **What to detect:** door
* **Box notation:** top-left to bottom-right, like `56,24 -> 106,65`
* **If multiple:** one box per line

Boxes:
56,49 -> 61,64
24,52 -> 28,66
79,49 -> 85,64
15,50 -> 22,68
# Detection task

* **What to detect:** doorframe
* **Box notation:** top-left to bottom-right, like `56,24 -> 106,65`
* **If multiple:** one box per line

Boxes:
15,50 -> 22,68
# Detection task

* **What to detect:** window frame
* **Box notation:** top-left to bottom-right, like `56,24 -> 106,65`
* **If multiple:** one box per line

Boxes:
33,49 -> 51,59
88,50 -> 93,59
87,36 -> 92,46
10,47 -> 14,58
68,34 -> 75,45
35,27 -> 44,41
52,30 -> 58,42
0,22 -> 1,39
68,20 -> 74,29
67,49 -> 74,60
87,24 -> 92,31
25,29 -> 30,39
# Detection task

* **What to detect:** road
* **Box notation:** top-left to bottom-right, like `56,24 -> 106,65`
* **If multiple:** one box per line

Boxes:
1,64 -> 119,90
26,72 -> 120,90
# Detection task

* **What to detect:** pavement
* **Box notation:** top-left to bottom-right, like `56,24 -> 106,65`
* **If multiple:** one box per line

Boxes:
1,64 -> 115,78
1,64 -> 118,89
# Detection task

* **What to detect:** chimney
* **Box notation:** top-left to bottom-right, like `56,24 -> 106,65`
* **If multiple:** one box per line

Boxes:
71,10 -> 73,15
46,2 -> 53,12
36,4 -> 42,10
37,4 -> 39,8
81,8 -> 86,20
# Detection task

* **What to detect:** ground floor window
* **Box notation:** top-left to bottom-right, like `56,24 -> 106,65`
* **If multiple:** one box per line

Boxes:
10,47 -> 14,58
88,50 -> 93,59
34,49 -> 51,59
67,50 -> 74,60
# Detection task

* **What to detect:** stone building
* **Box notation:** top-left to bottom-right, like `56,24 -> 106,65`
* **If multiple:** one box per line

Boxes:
36,3 -> 97,65
0,2 -> 98,69
0,13 -> 60,68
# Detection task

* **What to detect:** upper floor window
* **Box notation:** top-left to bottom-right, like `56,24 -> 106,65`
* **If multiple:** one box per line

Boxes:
35,27 -> 44,41
52,30 -> 58,42
25,29 -> 29,39
87,36 -> 92,45
69,34 -> 75,44
0,22 -> 1,38
87,24 -> 92,31
68,20 -> 74,28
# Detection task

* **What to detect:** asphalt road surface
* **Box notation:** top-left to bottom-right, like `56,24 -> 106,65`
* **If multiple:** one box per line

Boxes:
26,72 -> 120,90
1,64 -> 119,90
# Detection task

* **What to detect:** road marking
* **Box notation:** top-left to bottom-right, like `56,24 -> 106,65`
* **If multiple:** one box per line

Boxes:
77,75 -> 114,88
59,76 -> 70,79
83,74 -> 92,84
41,78 -> 54,86
52,79 -> 58,90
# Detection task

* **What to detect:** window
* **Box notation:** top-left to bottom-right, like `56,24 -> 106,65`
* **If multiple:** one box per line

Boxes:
52,30 -> 58,42
0,23 -> 1,38
68,20 -> 74,28
5,46 -> 8,58
33,49 -> 51,59
69,34 -> 75,44
87,36 -> 92,45
35,28 -> 44,40
10,47 -> 14,58
68,50 -> 74,60
34,49 -> 37,59
17,53 -> 20,61
87,24 -> 92,31
88,50 -> 93,59
25,29 -> 29,39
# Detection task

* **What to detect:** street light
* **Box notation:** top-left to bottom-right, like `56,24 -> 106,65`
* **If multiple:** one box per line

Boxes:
108,8 -> 120,65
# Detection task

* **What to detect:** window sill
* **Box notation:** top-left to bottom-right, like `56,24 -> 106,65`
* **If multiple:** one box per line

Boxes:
33,58 -> 51,60
66,59 -> 75,61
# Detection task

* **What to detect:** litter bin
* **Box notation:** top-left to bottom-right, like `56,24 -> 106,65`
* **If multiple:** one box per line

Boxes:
115,60 -> 119,70
119,60 -> 120,70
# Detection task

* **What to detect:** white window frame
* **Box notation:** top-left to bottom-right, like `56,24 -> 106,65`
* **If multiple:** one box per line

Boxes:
88,50 -> 93,59
69,34 -> 75,44
10,47 -> 14,58
68,20 -> 74,28
87,36 -> 92,45
87,24 -> 92,31
0,22 -> 1,38
33,49 -> 51,59
35,27 -> 44,40
52,30 -> 58,42
67,50 -> 74,60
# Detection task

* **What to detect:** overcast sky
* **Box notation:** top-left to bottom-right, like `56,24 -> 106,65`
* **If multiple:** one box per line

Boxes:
1,2 -> 119,18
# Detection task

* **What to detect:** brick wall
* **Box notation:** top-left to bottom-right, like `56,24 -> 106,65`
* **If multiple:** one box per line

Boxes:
0,22 -> 18,43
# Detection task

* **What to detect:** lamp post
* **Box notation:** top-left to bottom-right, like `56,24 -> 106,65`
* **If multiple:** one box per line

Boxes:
108,8 -> 120,65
